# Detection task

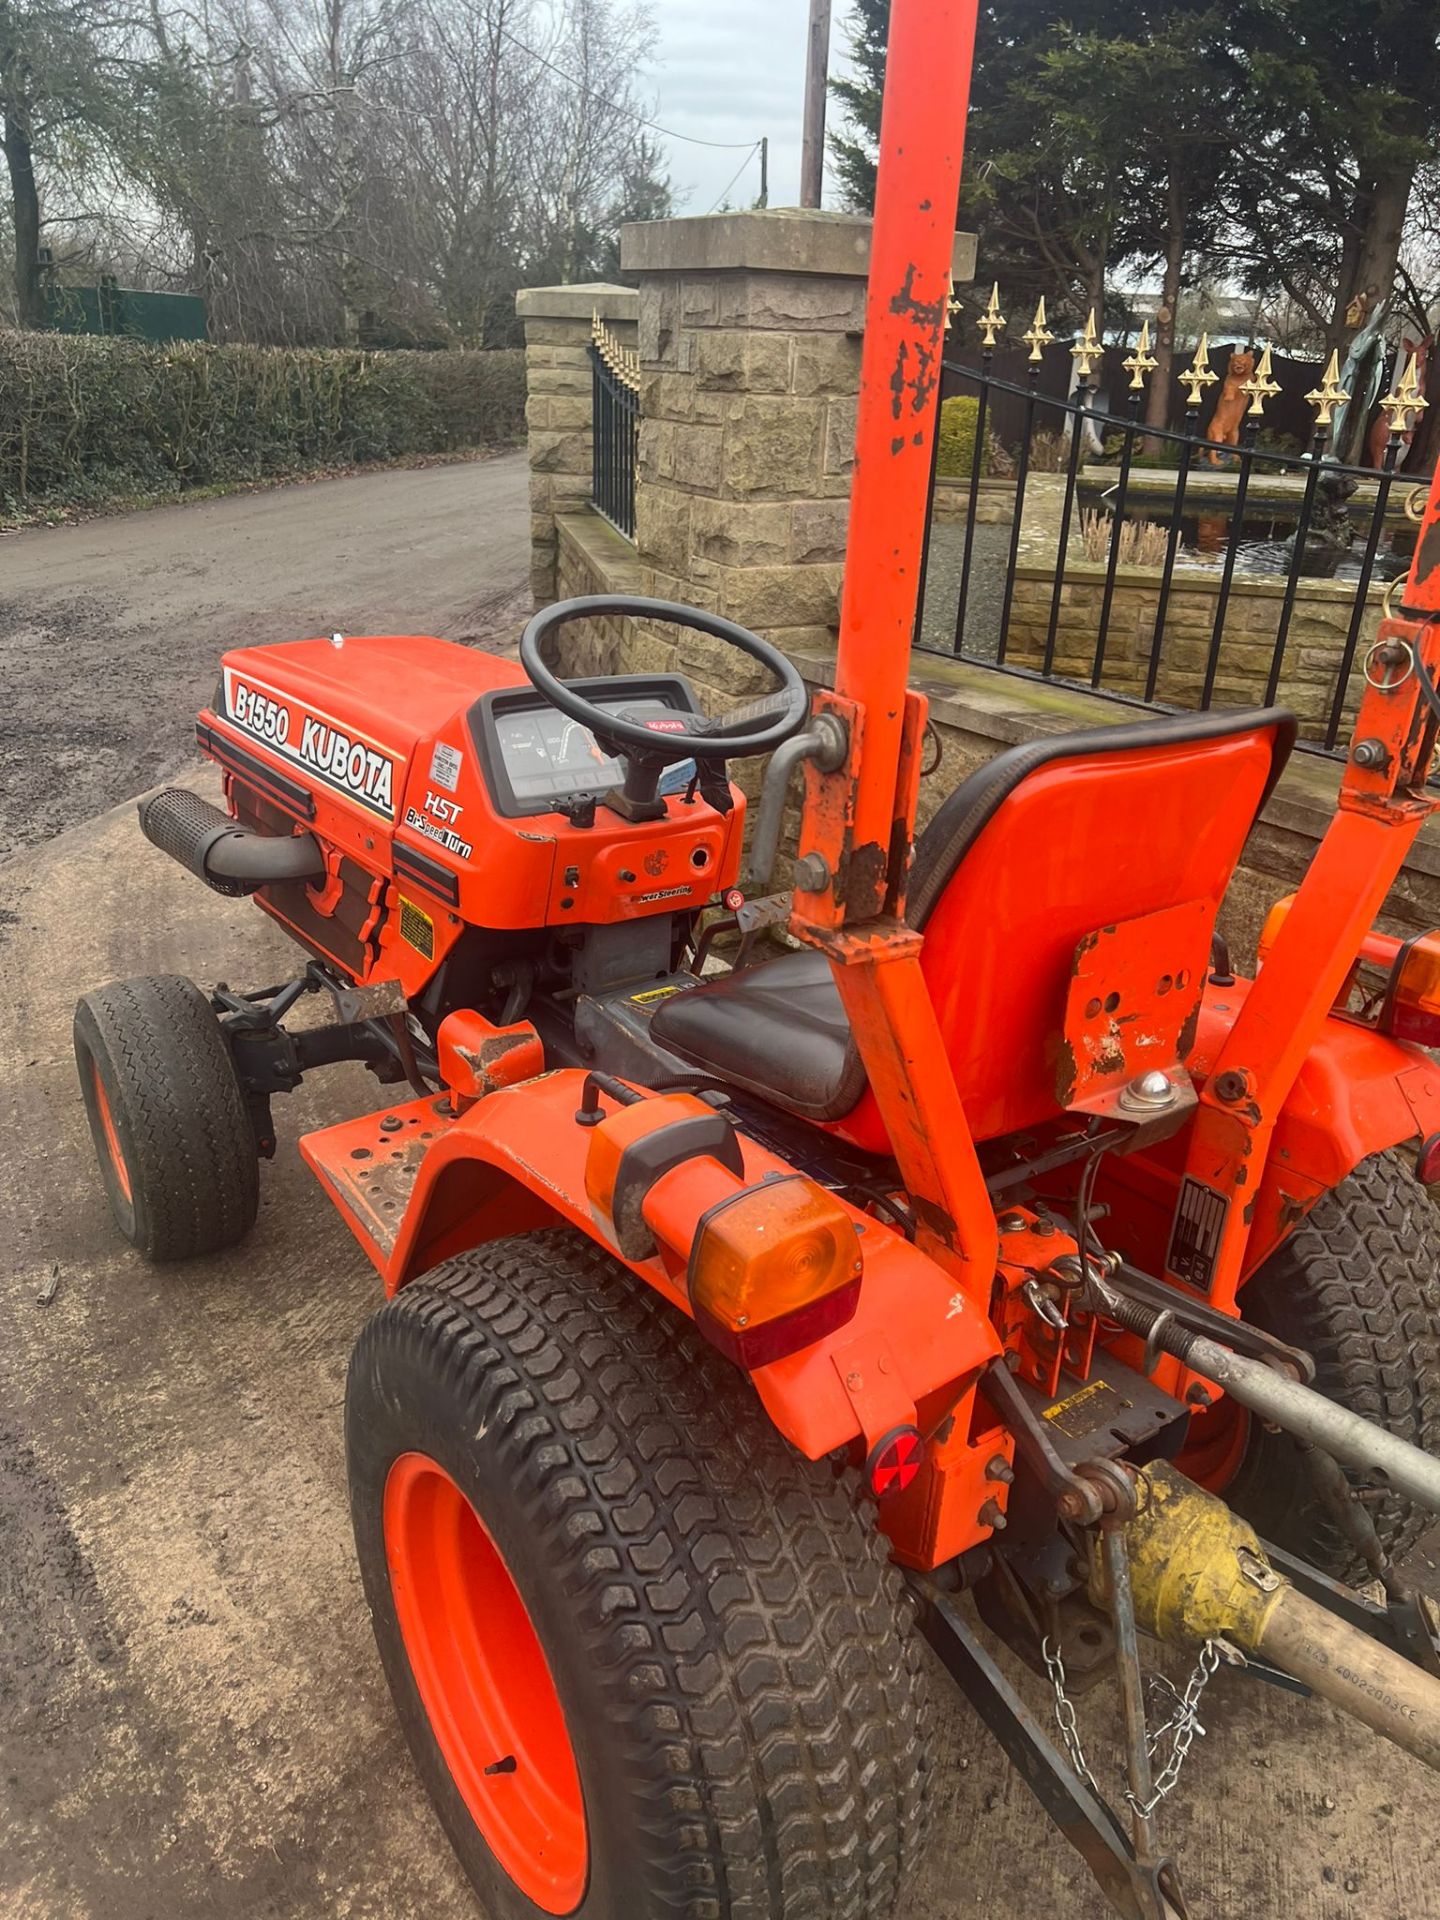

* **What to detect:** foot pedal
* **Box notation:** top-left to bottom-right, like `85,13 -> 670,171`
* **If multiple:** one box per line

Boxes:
300,1094 -> 453,1266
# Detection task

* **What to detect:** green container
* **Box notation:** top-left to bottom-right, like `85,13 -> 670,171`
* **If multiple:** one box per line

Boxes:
43,278 -> 207,343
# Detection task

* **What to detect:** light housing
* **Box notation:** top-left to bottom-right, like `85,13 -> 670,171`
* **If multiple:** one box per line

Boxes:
1381,932 -> 1440,1047
686,1173 -> 863,1368
1261,897 -> 1440,1047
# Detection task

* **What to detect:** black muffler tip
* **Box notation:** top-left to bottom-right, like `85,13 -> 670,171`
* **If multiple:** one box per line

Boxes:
138,788 -> 324,896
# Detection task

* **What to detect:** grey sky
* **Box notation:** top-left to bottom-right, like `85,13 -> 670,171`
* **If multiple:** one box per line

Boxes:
645,0 -> 851,216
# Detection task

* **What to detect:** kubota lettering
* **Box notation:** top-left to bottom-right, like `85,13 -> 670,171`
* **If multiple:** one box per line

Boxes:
299,718 -> 394,811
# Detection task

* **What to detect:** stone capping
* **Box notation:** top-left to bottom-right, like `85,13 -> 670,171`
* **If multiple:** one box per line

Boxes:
621,208 -> 977,284
515,281 -> 637,322
556,508 -> 642,590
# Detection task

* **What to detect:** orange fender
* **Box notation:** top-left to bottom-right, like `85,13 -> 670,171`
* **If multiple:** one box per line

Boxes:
305,1068 -> 1001,1464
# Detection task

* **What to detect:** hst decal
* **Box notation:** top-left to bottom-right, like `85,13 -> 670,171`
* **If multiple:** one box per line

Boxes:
222,668 -> 397,819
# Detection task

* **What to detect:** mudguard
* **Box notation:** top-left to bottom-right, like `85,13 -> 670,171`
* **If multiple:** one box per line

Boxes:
302,1068 -> 1001,1463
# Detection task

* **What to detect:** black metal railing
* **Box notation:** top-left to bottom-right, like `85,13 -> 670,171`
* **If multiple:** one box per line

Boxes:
589,337 -> 639,540
916,354 -> 1425,756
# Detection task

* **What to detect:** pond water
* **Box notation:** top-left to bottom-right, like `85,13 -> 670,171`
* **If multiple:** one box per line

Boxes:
1080,488 -> 1416,584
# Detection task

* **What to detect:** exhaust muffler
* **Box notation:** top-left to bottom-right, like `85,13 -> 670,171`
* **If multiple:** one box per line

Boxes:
139,787 -> 325,897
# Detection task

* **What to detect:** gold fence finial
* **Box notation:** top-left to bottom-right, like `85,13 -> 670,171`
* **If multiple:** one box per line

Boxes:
1381,350 -> 1429,436
945,273 -> 963,329
1071,308 -> 1102,380
1023,295 -> 1054,363
980,282 -> 1006,349
591,312 -> 640,392
1242,343 -> 1280,418
1305,349 -> 1350,430
1179,332 -> 1218,408
1122,319 -> 1156,391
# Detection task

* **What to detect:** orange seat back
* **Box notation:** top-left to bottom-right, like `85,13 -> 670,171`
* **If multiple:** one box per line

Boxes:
832,708 -> 1295,1155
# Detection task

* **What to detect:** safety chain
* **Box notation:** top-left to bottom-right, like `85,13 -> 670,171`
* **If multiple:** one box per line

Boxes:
1040,1634 -> 1221,1817
1040,1635 -> 1100,1790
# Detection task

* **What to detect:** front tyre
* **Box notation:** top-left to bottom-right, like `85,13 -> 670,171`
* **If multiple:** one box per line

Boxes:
74,973 -> 259,1261
346,1229 -> 930,1920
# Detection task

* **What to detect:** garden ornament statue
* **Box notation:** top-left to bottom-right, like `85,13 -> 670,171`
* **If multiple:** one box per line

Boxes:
1204,346 -> 1255,463
1331,292 -> 1391,465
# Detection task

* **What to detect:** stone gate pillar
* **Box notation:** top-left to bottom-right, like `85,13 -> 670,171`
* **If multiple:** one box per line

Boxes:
516,281 -> 637,604
619,209 -> 976,691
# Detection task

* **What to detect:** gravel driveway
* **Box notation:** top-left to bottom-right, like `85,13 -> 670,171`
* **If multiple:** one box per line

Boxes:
0,453 -> 530,861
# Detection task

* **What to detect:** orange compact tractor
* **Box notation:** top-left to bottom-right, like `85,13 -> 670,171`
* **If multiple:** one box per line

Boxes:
76,5 -> 1440,1916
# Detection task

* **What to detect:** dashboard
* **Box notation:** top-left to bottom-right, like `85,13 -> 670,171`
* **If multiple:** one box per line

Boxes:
470,675 -> 701,818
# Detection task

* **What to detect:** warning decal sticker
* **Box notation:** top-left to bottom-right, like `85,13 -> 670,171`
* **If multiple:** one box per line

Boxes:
1042,1378 -> 1125,1441
1166,1176 -> 1228,1294
221,667 -> 397,819
399,897 -> 434,958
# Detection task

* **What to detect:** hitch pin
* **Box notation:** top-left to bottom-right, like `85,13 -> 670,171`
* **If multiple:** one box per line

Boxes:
1022,1278 -> 1068,1332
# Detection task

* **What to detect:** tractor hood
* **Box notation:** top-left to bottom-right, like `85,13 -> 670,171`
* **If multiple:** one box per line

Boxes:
203,633 -> 526,827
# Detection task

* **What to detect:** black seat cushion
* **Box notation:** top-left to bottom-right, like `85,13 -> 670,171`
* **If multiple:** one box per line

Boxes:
650,707 -> 1295,1124
653,948 -> 859,1121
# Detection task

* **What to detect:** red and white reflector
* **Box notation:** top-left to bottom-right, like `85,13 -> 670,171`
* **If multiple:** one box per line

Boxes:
865,1425 -> 924,1499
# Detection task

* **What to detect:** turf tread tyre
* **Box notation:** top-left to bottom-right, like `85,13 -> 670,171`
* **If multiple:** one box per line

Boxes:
346,1228 -> 930,1920
1228,1148 -> 1440,1579
74,973 -> 258,1261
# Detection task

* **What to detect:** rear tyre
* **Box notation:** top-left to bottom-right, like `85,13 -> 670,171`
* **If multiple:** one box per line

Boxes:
346,1228 -> 930,1920
74,973 -> 259,1261
1222,1149 -> 1440,1581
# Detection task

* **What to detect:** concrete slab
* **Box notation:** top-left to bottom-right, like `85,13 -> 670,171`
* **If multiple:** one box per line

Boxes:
3,778 -> 1439,1919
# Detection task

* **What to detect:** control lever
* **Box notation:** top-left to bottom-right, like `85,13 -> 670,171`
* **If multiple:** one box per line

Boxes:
745,712 -> 848,891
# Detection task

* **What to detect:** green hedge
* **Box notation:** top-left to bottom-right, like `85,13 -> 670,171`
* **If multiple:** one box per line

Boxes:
0,332 -> 526,515
935,393 -> 980,477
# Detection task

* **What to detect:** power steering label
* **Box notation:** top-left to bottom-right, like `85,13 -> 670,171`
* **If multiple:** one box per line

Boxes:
221,667 -> 397,819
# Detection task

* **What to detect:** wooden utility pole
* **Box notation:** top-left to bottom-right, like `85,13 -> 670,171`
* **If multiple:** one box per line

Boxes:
799,0 -> 831,208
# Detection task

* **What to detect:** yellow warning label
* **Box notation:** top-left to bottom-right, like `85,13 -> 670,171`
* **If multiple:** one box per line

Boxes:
1042,1377 -> 1124,1440
630,984 -> 684,1004
399,896 -> 434,959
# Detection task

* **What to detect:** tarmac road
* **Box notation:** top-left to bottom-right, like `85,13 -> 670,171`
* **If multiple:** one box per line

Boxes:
0,452 -> 530,862
2,461 -> 1440,1918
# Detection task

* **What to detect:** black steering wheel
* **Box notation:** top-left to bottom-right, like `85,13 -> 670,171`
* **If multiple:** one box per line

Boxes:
519,595 -> 810,817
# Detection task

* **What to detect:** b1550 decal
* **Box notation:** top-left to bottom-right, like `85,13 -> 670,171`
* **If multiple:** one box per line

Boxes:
222,668 -> 397,819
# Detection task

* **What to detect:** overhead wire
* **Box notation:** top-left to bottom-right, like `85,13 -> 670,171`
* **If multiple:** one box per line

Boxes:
495,23 -> 759,151
706,142 -> 762,213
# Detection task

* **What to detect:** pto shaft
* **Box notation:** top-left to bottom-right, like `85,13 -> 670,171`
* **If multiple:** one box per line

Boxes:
1256,1588 -> 1440,1768
1125,1463 -> 1440,1773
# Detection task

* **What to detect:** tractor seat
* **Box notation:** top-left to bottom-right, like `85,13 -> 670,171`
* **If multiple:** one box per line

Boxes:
650,707 -> 1295,1144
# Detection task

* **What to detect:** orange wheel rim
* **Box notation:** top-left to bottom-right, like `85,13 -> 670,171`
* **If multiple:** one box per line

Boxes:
383,1452 -> 587,1913
92,1062 -> 132,1204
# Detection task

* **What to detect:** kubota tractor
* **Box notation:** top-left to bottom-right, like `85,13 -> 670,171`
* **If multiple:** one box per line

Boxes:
75,4 -> 1440,1916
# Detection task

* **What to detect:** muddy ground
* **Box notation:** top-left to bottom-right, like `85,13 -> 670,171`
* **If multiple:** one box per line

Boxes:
0,453 -> 529,862
2,461 -> 1440,1919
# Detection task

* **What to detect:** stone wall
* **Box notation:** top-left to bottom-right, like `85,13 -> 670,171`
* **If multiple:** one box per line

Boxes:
623,211 -> 974,679
932,476 -> 1016,526
783,641 -> 1440,963
516,281 -> 637,604
1000,476 -> 1385,741
549,513 -> 641,678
